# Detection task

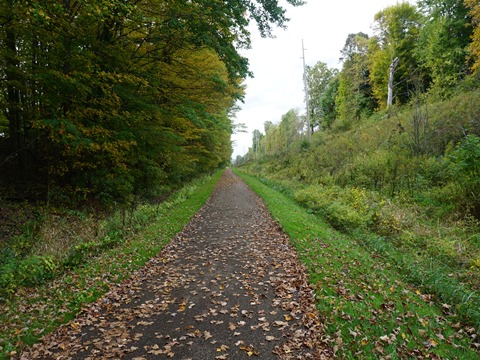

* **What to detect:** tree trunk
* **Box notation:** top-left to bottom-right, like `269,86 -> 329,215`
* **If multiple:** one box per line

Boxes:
5,25 -> 25,172
387,57 -> 399,107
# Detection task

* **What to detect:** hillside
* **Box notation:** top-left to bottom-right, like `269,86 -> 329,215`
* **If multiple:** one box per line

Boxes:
236,89 -> 480,347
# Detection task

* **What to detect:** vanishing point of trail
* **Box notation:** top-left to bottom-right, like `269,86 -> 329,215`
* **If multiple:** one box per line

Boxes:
22,170 -> 332,359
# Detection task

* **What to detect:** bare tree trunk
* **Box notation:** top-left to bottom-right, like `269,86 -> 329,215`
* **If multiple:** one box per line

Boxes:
387,57 -> 399,107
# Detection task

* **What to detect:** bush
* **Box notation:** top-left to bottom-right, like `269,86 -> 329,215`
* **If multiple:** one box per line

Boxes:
0,254 -> 57,300
294,185 -> 376,231
449,134 -> 480,219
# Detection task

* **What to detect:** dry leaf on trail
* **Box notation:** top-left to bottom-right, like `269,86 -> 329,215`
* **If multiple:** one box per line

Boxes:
216,344 -> 229,352
240,345 -> 259,356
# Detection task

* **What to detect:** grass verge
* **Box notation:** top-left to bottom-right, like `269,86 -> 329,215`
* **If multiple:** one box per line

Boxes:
0,170 -> 224,359
235,169 -> 479,359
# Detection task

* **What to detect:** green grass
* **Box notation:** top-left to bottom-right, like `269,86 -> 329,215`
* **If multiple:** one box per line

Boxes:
0,170 -> 224,359
235,169 -> 480,359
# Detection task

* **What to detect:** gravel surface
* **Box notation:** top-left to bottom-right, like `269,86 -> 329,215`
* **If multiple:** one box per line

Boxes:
21,169 -> 331,359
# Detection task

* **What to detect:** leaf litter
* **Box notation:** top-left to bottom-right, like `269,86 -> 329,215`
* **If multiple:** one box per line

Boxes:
20,170 -> 332,359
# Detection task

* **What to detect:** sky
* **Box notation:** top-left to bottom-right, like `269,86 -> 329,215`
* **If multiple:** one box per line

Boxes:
231,0 -> 414,159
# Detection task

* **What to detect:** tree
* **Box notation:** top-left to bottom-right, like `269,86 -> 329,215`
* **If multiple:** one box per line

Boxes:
279,109 -> 302,150
369,3 -> 423,108
417,0 -> 473,96
252,129 -> 264,158
320,74 -> 340,128
253,110 -> 303,158
336,33 -> 375,122
465,0 -> 480,73
0,0 -> 305,204
306,62 -> 338,131
264,122 -> 280,156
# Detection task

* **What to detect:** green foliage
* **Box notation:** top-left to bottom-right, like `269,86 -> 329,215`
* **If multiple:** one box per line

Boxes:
369,3 -> 423,107
450,134 -> 480,178
320,74 -> 340,128
0,254 -> 57,300
294,185 -> 375,231
236,169 -> 480,359
416,0 -> 472,97
238,89 -> 480,335
0,0 -> 305,207
306,61 -> 338,130
336,33 -> 375,123
0,248 -> 16,299
465,0 -> 480,74
449,134 -> 480,218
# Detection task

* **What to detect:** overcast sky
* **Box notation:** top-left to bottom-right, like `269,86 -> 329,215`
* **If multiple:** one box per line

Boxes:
231,0 -> 415,159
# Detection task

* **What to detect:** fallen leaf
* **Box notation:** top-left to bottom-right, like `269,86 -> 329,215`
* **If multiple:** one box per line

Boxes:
216,344 -> 229,352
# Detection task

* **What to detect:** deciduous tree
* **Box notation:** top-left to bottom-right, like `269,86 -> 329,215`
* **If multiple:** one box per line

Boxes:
465,0 -> 480,73
369,3 -> 422,107
417,0 -> 472,96
0,0 -> 304,205
306,62 -> 338,131
336,33 -> 375,122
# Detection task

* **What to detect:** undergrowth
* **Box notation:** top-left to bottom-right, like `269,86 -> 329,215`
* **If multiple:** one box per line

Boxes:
0,173 -> 214,301
0,169 -> 223,358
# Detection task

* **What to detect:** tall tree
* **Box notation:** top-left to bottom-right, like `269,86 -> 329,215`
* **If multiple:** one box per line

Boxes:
252,129 -> 264,158
306,61 -> 338,131
465,0 -> 480,74
320,74 -> 340,128
0,0 -> 305,204
417,0 -> 473,96
336,33 -> 375,122
279,109 -> 302,150
369,3 -> 423,108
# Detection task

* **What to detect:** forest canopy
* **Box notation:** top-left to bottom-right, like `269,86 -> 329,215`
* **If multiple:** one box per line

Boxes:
0,0 -> 304,206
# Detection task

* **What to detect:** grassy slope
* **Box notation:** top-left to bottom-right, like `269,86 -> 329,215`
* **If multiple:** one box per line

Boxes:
235,169 -> 479,359
0,170 -> 224,359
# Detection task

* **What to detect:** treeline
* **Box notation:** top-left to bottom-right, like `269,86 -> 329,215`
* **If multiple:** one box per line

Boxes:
238,0 -> 480,220
0,0 -> 304,206
240,0 -> 480,147
307,0 -> 479,131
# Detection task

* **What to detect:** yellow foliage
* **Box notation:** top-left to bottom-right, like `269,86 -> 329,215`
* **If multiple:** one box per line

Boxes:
466,0 -> 480,73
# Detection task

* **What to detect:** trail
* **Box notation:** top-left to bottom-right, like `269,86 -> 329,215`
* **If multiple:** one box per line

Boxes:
21,170 -> 331,359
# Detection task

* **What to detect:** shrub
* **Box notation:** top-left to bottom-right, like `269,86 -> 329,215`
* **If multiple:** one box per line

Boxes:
448,135 -> 480,218
294,185 -> 376,231
0,254 -> 57,299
